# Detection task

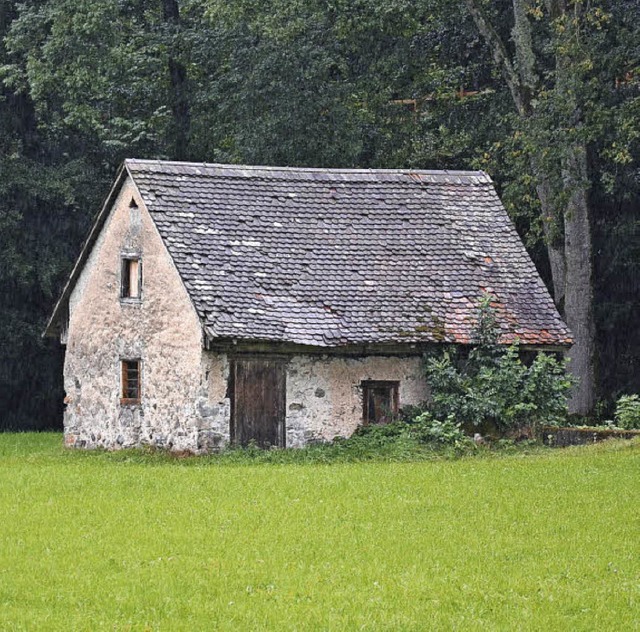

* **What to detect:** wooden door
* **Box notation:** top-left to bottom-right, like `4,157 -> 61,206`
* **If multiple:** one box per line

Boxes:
230,357 -> 286,448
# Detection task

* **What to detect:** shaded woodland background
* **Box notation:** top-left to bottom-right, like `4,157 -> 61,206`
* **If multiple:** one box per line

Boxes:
0,0 -> 638,429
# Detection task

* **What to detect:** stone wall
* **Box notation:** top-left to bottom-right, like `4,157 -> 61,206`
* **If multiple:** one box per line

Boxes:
63,177 -> 226,452
284,354 -> 428,447
197,353 -> 231,450
541,425 -> 640,447
196,351 -> 428,449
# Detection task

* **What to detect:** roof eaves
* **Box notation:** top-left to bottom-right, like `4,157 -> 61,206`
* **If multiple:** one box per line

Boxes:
42,162 -> 129,337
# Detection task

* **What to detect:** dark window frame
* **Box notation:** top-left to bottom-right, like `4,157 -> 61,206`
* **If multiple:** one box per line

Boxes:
361,380 -> 399,425
120,255 -> 143,300
120,359 -> 142,405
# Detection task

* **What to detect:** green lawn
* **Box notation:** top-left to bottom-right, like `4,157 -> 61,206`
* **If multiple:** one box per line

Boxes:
0,434 -> 638,631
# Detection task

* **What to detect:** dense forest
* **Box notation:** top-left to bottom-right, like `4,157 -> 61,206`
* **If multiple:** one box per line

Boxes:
0,0 -> 638,429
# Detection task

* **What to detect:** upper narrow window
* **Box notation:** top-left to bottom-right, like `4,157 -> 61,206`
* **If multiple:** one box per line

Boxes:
121,359 -> 141,404
121,257 -> 142,299
362,380 -> 399,425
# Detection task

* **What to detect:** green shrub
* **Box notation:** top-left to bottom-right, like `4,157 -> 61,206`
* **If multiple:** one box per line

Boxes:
397,403 -> 429,423
424,295 -> 573,434
353,413 -> 469,449
412,412 -> 469,447
614,395 -> 640,429
353,421 -> 408,440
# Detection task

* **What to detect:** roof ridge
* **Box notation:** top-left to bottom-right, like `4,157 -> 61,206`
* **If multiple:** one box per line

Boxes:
124,159 -> 489,181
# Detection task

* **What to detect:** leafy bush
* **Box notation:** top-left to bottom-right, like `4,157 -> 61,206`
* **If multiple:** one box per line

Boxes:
424,295 -> 573,434
353,421 -> 407,441
614,395 -> 640,430
397,403 -> 429,423
353,413 -> 469,448
412,412 -> 469,447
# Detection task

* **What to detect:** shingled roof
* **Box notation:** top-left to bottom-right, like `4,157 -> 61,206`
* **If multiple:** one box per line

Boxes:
125,160 -> 571,348
46,159 -> 572,347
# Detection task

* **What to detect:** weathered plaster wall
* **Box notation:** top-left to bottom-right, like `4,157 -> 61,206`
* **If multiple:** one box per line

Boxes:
285,354 -> 428,447
63,178 -> 229,451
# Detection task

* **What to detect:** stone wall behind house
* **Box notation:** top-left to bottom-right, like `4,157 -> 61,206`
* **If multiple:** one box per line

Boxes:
63,177 -> 228,452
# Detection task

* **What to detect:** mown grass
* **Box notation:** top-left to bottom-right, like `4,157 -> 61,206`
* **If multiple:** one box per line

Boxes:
0,433 -> 638,630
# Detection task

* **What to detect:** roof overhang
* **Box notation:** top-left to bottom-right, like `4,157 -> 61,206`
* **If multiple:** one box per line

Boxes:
204,336 -> 571,355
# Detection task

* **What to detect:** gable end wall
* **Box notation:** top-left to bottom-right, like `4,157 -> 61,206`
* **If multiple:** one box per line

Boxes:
63,177 -> 230,451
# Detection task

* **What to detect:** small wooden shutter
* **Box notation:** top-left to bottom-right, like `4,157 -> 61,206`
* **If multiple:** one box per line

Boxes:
129,260 -> 139,297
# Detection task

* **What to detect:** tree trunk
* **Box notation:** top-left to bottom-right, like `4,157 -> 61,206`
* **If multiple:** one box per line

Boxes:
162,0 -> 190,160
530,156 -> 566,308
554,3 -> 596,414
464,0 -> 597,414
562,143 -> 596,414
510,0 -> 567,306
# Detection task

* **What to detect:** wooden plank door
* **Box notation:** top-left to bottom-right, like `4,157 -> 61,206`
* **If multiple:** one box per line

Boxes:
231,357 -> 286,448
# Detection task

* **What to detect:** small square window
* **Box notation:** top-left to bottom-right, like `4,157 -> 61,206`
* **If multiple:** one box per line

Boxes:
121,359 -> 141,404
121,257 -> 142,299
362,380 -> 399,424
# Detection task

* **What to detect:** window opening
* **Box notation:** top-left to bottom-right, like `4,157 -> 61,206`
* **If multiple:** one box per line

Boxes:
362,380 -> 399,424
121,257 -> 141,299
121,360 -> 141,404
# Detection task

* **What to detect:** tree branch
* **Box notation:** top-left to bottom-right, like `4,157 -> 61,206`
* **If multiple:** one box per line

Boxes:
511,0 -> 537,91
464,0 -> 528,114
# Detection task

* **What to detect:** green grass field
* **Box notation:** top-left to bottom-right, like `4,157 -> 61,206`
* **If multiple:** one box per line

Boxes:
0,433 -> 638,630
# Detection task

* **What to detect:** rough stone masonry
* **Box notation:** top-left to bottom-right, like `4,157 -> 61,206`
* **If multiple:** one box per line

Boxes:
60,177 -> 428,451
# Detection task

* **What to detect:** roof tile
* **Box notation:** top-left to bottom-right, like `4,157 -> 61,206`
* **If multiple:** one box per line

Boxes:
126,160 -> 572,347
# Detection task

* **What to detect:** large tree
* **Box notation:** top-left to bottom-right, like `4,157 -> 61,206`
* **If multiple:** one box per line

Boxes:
463,0 -> 638,414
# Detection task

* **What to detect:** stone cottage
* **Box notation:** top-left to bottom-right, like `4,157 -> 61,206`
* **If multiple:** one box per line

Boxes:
44,160 -> 571,451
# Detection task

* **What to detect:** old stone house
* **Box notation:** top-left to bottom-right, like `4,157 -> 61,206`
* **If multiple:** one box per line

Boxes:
45,160 -> 571,451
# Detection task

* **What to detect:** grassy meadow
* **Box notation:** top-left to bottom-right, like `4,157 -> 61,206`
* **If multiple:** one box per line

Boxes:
0,433 -> 638,630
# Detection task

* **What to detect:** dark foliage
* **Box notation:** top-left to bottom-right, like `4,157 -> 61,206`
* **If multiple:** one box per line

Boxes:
0,0 -> 637,428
